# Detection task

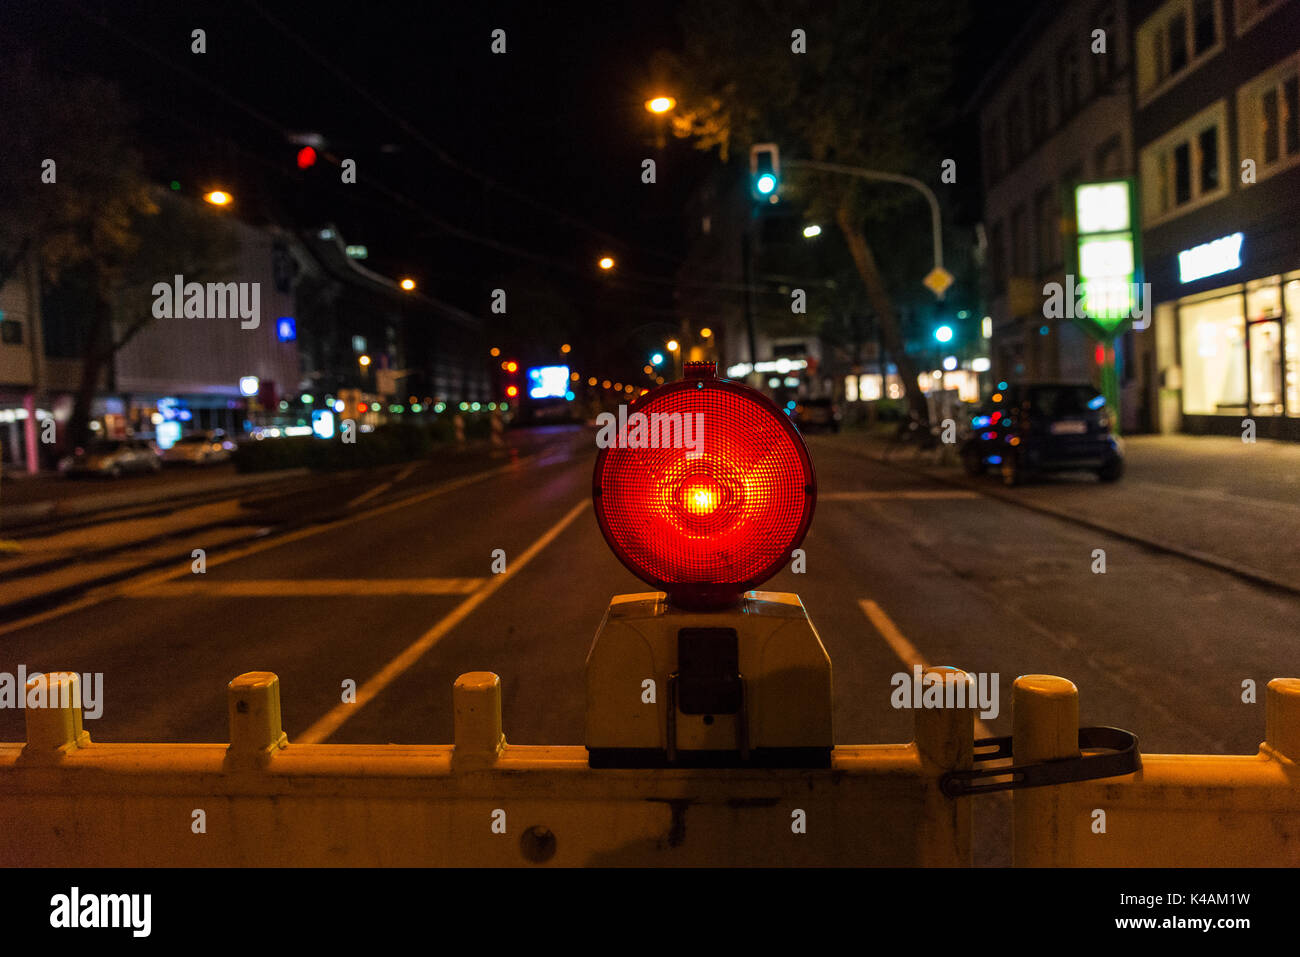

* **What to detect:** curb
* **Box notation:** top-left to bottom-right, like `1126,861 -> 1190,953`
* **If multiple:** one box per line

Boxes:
817,437 -> 1300,599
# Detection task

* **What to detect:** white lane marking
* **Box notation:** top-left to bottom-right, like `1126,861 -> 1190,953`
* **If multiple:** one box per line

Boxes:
296,498 -> 591,744
858,598 -> 993,739
0,454 -> 541,638
129,578 -> 486,597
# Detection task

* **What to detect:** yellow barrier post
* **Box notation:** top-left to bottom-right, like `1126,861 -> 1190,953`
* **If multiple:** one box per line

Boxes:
1012,674 -> 1300,866
1011,675 -> 1081,866
452,672 -> 506,769
226,672 -> 288,767
21,672 -> 90,760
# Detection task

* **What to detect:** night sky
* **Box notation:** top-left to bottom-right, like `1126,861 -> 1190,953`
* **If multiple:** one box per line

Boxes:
4,0 -> 1037,373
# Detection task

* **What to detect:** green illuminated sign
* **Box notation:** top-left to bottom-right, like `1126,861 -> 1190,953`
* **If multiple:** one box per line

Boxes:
1072,179 -> 1140,340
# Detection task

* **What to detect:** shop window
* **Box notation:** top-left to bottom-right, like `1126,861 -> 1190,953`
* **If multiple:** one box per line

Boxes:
1179,292 -> 1246,414
1284,275 -> 1300,416
1249,321 -> 1284,415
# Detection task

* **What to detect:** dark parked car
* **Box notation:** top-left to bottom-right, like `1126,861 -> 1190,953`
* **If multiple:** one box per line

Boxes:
959,383 -> 1123,485
790,397 -> 841,433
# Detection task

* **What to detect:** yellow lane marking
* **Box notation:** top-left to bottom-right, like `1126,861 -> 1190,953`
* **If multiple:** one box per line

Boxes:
820,490 -> 979,501
129,578 -> 486,597
858,598 -> 993,739
296,498 -> 591,744
0,455 -> 540,638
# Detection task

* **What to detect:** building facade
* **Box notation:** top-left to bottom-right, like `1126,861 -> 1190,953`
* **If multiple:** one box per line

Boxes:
1132,0 -> 1300,439
973,1 -> 1146,427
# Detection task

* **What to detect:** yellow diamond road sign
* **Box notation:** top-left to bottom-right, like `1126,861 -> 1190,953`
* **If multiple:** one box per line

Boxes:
923,267 -> 954,298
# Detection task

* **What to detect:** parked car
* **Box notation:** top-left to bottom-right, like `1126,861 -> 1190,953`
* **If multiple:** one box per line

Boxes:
959,383 -> 1123,485
161,430 -> 235,466
60,438 -> 162,478
790,398 -> 841,433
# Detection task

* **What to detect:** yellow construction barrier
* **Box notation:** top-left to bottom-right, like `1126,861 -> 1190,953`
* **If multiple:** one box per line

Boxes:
0,669 -> 974,867
1009,675 -> 1300,866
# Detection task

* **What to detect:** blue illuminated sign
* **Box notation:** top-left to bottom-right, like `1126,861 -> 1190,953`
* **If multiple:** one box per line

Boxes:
527,365 -> 570,399
276,317 -> 297,342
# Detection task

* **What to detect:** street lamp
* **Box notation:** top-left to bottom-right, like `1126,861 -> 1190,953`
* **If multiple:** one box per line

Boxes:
204,190 -> 232,206
666,339 -> 679,352
934,325 -> 954,344
358,354 -> 372,367
699,327 -> 712,339
400,278 -> 416,291
645,96 -> 676,114
802,224 -> 822,238
598,256 -> 615,270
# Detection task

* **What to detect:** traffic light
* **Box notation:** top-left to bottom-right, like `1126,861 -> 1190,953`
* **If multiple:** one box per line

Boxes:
296,146 -> 317,169
750,143 -> 780,202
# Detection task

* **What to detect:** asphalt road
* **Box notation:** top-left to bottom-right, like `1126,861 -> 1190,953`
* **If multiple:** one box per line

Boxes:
2,425 -> 1295,862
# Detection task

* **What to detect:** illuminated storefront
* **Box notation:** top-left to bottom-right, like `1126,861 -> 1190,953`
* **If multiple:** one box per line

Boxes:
1173,267 -> 1300,425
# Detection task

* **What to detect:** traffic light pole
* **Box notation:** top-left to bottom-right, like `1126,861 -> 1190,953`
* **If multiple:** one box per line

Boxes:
783,159 -> 945,284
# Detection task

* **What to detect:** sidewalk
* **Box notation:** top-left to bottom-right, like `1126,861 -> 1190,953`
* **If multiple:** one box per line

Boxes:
820,430 -> 1300,596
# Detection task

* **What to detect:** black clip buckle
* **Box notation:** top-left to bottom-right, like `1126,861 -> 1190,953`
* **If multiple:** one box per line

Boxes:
940,726 -> 1140,797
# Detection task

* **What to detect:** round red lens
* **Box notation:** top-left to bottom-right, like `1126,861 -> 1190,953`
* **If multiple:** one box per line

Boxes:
592,374 -> 816,609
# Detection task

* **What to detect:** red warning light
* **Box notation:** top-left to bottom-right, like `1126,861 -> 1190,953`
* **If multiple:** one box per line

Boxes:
506,385 -> 519,398
297,146 -> 317,169
505,361 -> 519,373
593,365 -> 816,610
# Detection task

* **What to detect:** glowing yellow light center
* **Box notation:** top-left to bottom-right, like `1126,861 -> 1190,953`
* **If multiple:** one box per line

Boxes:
684,482 -> 720,516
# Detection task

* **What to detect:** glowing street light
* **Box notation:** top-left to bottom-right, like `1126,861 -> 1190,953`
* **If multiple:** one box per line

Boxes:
666,339 -> 679,352
934,324 -> 954,343
651,353 -> 664,366
490,347 -> 500,357
400,278 -> 416,291
802,224 -> 822,239
598,256 -> 615,270
645,96 -> 676,114
699,327 -> 712,338
560,343 -> 571,354
358,354 -> 372,367
204,190 -> 231,206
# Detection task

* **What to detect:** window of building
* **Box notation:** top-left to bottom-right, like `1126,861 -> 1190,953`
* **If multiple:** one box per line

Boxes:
990,221 -> 1007,293
1033,186 -> 1060,275
1179,290 -> 1247,414
985,118 -> 1003,185
1140,100 -> 1228,224
1006,95 -> 1025,165
1238,55 -> 1300,182
0,318 -> 22,345
1094,133 -> 1125,177
1236,0 -> 1284,34
1010,204 -> 1029,277
1092,3 -> 1120,90
1057,40 -> 1081,119
1136,0 -> 1222,102
1028,73 -> 1049,141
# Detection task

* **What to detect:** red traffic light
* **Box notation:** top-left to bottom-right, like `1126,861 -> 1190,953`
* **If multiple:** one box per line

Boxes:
592,363 -> 815,609
297,146 -> 317,169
